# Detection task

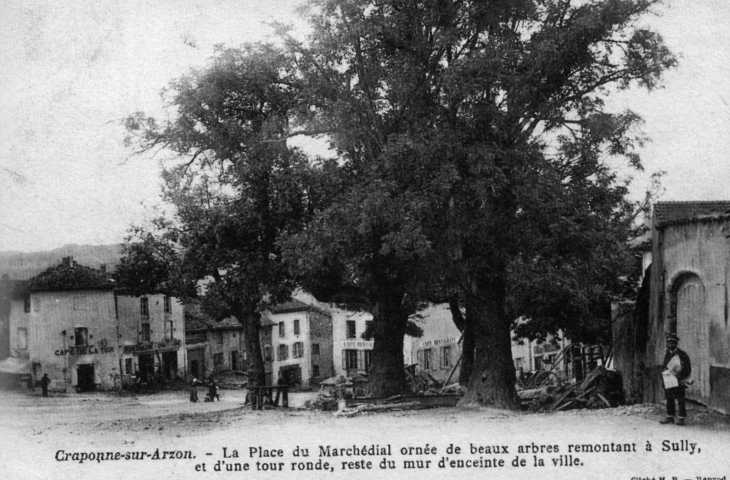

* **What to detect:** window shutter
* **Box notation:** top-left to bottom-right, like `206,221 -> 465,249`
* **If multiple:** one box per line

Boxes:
342,350 -> 346,370
357,350 -> 364,370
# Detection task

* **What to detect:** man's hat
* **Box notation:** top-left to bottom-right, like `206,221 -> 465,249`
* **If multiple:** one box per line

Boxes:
666,333 -> 679,343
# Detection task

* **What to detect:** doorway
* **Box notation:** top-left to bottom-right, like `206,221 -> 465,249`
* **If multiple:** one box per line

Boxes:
76,364 -> 96,392
162,352 -> 178,380
672,274 -> 707,403
138,354 -> 154,383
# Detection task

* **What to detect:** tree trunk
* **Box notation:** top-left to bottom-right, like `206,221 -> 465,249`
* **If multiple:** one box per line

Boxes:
459,306 -> 476,386
459,273 -> 520,409
241,308 -> 266,388
366,298 -> 409,397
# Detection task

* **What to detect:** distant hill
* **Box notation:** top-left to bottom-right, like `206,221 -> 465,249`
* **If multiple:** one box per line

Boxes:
0,244 -> 123,280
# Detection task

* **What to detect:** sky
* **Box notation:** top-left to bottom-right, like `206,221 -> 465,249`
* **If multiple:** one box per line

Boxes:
0,0 -> 728,252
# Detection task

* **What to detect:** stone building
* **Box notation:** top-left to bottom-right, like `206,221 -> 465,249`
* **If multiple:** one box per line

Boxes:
405,303 -> 571,384
117,293 -> 185,386
265,298 -> 333,389
644,201 -> 730,413
184,309 -> 245,380
7,258 -> 120,392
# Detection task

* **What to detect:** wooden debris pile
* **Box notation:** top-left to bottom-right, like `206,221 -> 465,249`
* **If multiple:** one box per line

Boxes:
303,393 -> 339,411
518,366 -> 624,412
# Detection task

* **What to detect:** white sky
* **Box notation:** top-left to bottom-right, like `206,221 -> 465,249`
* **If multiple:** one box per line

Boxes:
0,0 -> 728,252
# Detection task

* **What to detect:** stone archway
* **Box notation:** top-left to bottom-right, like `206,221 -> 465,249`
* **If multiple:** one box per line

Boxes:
669,273 -> 708,404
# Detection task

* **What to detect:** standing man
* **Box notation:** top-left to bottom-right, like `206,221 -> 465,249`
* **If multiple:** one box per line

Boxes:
660,333 -> 692,425
39,373 -> 50,398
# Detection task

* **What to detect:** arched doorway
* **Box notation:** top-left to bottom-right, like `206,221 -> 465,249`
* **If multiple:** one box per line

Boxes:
670,273 -> 708,404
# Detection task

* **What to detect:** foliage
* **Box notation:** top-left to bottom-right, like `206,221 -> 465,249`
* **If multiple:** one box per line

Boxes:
122,43 -> 316,386
283,0 -> 675,403
17,263 -> 113,295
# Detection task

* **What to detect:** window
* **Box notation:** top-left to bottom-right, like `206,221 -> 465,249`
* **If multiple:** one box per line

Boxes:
440,346 -> 451,368
277,344 -> 289,361
363,350 -> 372,372
125,358 -> 133,375
140,297 -> 149,317
214,353 -> 224,367
293,319 -> 300,335
164,295 -> 172,314
313,365 -> 320,377
75,327 -> 89,347
217,331 -> 223,346
346,320 -> 356,339
422,349 -> 432,371
264,346 -> 272,362
24,294 -> 31,313
343,349 -> 358,370
278,322 -> 285,338
231,351 -> 238,370
312,343 -> 320,356
164,321 -> 174,340
140,323 -> 150,342
17,328 -> 27,350
366,321 -> 373,335
293,342 -> 304,358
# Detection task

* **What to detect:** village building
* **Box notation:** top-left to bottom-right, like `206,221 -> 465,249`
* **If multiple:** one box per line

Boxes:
116,293 -> 185,387
6,258 -> 120,392
265,298 -> 333,389
405,303 -> 572,384
640,201 -> 730,413
330,307 -> 372,378
184,308 -> 245,380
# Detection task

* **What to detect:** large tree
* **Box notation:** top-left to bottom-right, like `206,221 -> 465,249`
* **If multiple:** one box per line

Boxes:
121,44 -> 314,387
283,0 -> 675,406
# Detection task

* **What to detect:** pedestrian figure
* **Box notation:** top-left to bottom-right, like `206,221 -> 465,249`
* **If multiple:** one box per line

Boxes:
660,333 -> 692,426
190,376 -> 200,403
206,379 -> 220,402
40,374 -> 50,398
274,371 -> 288,406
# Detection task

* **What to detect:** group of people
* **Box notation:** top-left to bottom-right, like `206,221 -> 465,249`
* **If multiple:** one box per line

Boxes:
189,376 -> 220,403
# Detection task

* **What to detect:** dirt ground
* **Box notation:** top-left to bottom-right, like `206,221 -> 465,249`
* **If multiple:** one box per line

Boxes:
1,388 -> 728,480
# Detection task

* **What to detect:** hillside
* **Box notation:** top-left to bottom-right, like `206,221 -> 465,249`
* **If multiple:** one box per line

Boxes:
0,244 -> 123,280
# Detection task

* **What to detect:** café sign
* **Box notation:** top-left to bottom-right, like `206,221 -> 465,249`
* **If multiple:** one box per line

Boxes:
419,336 -> 457,348
55,345 -> 115,356
341,340 -> 374,349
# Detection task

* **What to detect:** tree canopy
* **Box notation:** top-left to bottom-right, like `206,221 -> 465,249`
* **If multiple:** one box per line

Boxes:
122,0 -> 675,404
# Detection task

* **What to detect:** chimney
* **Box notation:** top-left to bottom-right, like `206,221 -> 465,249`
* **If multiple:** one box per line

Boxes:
62,256 -> 73,267
100,264 -> 107,274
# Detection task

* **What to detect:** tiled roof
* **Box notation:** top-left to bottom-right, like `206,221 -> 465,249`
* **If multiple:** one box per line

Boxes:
205,316 -> 243,330
269,298 -> 331,317
260,313 -> 276,327
653,201 -> 730,228
184,313 -> 208,332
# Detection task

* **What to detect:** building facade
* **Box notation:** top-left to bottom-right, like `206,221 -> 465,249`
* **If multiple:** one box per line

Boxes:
645,201 -> 730,413
406,303 -> 571,384
117,294 -> 185,386
184,309 -> 245,380
266,299 -> 333,389
2,258 -> 189,393
9,284 -> 120,392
